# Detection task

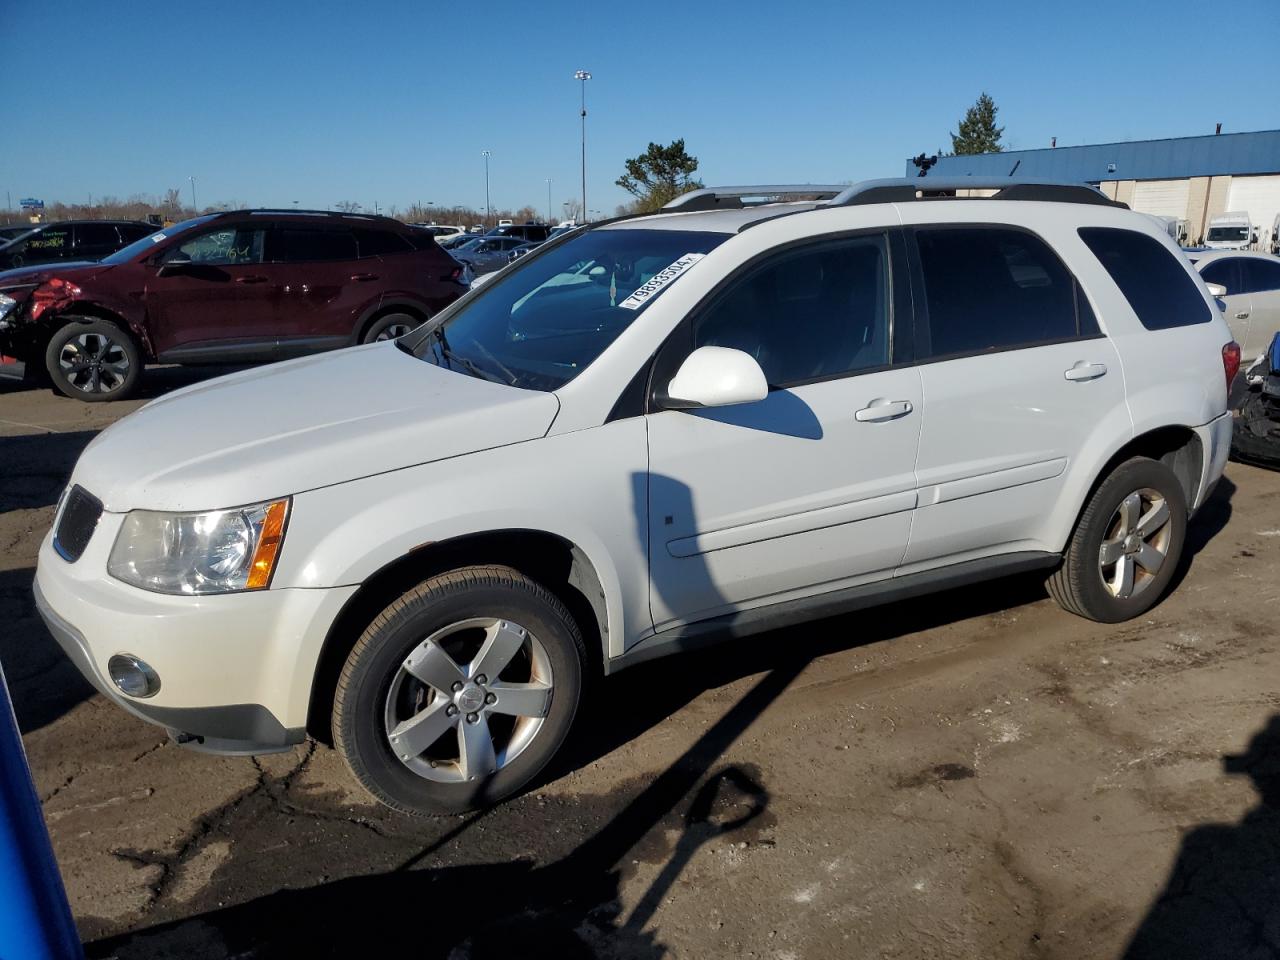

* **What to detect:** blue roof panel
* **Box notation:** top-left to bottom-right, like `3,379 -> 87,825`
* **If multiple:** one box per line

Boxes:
909,130 -> 1280,182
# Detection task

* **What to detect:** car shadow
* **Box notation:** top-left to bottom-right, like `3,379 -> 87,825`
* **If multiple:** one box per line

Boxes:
0,430 -> 99,513
1122,713 -> 1280,959
0,567 -> 94,733
1163,473 -> 1235,598
0,363 -> 249,403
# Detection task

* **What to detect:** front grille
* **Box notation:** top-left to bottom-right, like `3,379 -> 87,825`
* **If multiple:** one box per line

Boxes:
54,485 -> 103,563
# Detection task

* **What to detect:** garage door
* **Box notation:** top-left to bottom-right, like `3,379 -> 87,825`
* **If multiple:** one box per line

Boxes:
1227,175 -> 1280,241
1132,180 -> 1190,218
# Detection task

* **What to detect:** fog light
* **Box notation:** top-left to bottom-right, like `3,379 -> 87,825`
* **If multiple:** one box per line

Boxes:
107,654 -> 161,699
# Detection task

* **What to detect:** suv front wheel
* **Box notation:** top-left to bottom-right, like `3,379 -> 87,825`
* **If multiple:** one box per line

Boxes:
333,565 -> 586,815
44,318 -> 142,402
1048,457 -> 1188,623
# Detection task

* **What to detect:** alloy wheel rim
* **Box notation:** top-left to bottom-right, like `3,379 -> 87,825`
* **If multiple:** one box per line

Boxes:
1098,487 -> 1172,599
383,617 -> 553,783
375,321 -> 414,341
58,332 -> 130,394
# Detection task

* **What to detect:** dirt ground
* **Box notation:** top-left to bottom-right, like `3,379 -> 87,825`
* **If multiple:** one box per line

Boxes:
2,367 -> 1279,960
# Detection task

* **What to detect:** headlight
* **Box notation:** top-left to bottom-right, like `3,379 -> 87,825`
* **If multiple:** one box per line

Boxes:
0,293 -> 17,324
108,498 -> 289,595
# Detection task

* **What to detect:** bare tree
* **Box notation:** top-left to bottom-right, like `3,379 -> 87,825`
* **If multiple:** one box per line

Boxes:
334,200 -> 362,213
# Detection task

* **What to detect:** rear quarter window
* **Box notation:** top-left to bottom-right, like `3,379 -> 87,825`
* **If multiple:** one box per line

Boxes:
1078,227 -> 1210,330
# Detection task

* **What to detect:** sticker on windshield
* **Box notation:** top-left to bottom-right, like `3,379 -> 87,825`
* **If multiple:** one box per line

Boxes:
150,233 -> 166,243
617,253 -> 706,310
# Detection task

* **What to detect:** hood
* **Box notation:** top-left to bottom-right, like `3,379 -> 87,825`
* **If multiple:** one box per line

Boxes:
0,261 -> 111,288
71,342 -> 560,512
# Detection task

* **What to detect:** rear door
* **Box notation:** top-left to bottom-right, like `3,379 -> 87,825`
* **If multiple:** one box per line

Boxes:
1239,258 -> 1280,359
1198,258 -> 1254,353
645,230 -> 923,629
265,224 -> 365,356
902,225 -> 1127,568
144,223 -> 276,360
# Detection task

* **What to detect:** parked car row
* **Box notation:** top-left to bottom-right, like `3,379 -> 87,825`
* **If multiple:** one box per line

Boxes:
0,210 -> 468,400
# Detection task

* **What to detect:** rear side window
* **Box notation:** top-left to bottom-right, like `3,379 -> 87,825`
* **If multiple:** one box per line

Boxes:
915,227 -> 1079,358
271,227 -> 358,262
1242,258 -> 1280,294
1078,227 -> 1210,330
353,229 -> 413,258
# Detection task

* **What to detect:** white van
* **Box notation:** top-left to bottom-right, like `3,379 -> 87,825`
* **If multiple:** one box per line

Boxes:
1204,211 -> 1255,251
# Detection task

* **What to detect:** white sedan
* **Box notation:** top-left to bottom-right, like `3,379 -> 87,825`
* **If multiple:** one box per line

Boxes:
1188,250 -> 1280,359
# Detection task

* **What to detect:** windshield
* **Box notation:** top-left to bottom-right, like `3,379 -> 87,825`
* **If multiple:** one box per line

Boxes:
1207,226 -> 1249,242
100,215 -> 219,264
407,228 -> 728,391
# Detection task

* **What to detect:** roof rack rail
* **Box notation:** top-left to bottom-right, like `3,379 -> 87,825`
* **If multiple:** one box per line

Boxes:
244,208 -> 386,219
825,177 -> 1125,208
663,185 -> 850,212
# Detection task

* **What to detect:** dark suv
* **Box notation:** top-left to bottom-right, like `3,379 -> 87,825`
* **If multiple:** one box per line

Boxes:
0,210 -> 467,401
486,222 -> 551,244
0,220 -> 154,270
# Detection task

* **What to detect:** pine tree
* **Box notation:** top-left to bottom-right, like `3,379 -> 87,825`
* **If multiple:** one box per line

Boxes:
616,140 -> 704,213
950,93 -> 1005,155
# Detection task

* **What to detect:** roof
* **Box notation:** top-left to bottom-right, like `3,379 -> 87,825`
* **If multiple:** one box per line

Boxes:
597,202 -> 821,233
911,129 -> 1280,183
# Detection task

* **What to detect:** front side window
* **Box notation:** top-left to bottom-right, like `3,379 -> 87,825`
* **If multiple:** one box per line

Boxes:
102,215 -> 218,265
24,226 -> 71,258
916,227 -> 1078,357
1198,258 -> 1241,292
1079,227 -> 1210,330
170,226 -> 265,265
691,234 -> 890,386
407,228 -> 728,391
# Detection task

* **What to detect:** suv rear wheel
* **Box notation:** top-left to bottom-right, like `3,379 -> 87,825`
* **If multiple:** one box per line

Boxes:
1048,457 -> 1187,622
362,312 -> 424,343
44,318 -> 142,402
333,565 -> 586,815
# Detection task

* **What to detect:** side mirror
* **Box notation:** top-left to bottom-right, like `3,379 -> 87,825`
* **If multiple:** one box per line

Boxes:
156,256 -> 193,277
1205,282 -> 1228,298
664,346 -> 768,409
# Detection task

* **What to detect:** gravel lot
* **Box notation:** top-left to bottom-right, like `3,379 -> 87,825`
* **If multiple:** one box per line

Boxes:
3,368 -> 1279,960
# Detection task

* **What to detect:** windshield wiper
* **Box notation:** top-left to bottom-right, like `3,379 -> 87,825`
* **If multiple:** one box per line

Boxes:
467,338 -> 519,385
428,325 -> 510,385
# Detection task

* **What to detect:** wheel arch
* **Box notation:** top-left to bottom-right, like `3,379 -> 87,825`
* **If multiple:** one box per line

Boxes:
352,297 -> 432,345
305,528 -> 608,744
1057,424 -> 1204,554
43,303 -> 153,360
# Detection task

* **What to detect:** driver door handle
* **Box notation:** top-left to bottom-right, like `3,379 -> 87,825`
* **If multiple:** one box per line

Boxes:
1064,361 -> 1108,382
855,398 -> 913,422
235,275 -> 268,284
351,273 -> 379,282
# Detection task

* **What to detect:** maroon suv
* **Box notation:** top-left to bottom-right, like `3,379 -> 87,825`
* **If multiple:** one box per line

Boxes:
0,210 -> 467,401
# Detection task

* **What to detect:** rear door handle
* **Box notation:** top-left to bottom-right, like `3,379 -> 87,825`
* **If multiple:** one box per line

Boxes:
235,275 -> 268,284
351,273 -> 379,282
1064,361 -> 1107,382
855,398 -> 913,422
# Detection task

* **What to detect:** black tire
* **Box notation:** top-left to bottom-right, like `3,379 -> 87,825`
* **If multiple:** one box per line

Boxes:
333,565 -> 586,815
361,312 -> 424,344
1048,457 -> 1187,623
44,317 -> 142,402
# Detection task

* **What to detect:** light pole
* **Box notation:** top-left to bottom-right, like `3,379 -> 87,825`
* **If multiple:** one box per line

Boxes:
482,150 -> 491,226
188,176 -> 197,213
574,70 -> 591,223
546,178 -> 553,224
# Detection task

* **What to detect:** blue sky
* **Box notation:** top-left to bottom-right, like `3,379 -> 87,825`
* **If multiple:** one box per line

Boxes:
5,0 -> 1278,218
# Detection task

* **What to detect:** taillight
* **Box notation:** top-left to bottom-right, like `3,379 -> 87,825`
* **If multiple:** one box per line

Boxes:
1222,340 -> 1241,390
29,278 -> 82,321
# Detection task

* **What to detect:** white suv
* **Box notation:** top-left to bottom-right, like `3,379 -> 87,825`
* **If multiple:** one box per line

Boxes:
35,179 -> 1240,815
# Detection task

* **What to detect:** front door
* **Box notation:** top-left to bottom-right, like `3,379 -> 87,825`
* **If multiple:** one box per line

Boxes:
144,223 -> 277,361
901,225 -> 1128,567
645,231 -> 922,631
1240,257 -> 1280,359
1199,258 -> 1257,356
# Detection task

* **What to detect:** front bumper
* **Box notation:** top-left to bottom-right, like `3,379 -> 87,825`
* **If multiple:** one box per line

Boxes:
34,519 -> 357,755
